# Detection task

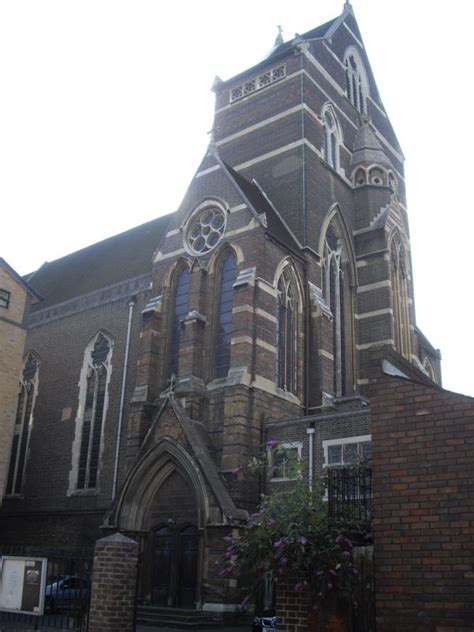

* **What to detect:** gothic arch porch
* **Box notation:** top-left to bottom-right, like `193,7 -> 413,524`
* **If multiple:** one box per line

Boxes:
107,438 -> 209,607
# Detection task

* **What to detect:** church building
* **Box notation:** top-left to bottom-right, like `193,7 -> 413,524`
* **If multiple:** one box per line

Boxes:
1,1 -> 444,620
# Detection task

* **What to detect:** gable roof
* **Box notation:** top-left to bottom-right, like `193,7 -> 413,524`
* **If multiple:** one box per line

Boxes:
221,7 -> 346,86
0,257 -> 42,301
28,215 -> 171,311
220,160 -> 302,255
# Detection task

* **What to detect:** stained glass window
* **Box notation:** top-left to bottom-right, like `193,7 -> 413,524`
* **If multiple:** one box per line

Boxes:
215,254 -> 236,378
168,269 -> 190,378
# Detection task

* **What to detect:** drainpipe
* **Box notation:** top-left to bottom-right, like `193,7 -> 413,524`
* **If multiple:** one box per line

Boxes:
112,296 -> 136,501
307,425 -> 315,492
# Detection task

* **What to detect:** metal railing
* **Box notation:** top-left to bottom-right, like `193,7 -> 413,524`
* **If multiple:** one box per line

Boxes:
327,466 -> 372,527
0,544 -> 93,631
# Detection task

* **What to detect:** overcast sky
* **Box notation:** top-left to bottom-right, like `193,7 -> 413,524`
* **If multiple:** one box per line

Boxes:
1,1 -> 472,396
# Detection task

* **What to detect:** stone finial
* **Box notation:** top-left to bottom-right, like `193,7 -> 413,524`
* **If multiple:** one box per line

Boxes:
274,25 -> 284,46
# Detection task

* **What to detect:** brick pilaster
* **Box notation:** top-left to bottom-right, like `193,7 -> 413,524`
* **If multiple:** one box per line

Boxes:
88,532 -> 139,632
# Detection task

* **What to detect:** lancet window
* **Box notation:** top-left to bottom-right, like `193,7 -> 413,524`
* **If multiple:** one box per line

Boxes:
323,107 -> 341,170
344,51 -> 367,114
276,266 -> 298,394
75,333 -> 112,490
390,233 -> 410,358
6,353 -> 39,495
323,222 -> 354,397
215,253 -> 237,378
168,268 -> 190,378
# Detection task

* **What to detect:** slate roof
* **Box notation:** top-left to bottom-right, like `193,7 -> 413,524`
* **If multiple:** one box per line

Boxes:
221,15 -> 339,86
28,215 -> 171,311
267,18 -> 338,59
221,162 -> 302,255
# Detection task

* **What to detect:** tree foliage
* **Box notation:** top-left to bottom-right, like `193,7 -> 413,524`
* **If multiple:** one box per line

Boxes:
220,479 -> 361,608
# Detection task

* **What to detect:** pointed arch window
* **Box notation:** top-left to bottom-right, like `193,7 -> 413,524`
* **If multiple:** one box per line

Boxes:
344,51 -> 367,114
276,266 -> 298,394
390,234 -> 410,359
323,107 -> 341,170
168,268 -> 190,378
6,353 -> 39,495
323,222 -> 354,397
215,253 -> 237,378
73,333 -> 113,491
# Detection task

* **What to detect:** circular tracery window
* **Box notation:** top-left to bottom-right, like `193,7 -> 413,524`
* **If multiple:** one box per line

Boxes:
186,207 -> 226,255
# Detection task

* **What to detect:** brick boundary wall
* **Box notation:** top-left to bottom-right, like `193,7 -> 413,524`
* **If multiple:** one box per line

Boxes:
369,373 -> 474,631
276,579 -> 311,632
88,532 -> 139,632
276,579 -> 350,632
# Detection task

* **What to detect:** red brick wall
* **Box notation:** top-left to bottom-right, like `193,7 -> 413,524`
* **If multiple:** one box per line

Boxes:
370,374 -> 474,631
88,533 -> 139,632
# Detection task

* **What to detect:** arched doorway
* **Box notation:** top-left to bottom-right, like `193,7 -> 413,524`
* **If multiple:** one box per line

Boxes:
152,524 -> 200,607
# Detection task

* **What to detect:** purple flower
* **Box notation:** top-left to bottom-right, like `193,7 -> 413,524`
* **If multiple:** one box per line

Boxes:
273,538 -> 286,549
231,465 -> 244,476
294,582 -> 304,593
266,438 -> 279,449
279,555 -> 288,566
298,537 -> 308,546
335,534 -> 353,550
329,569 -> 337,577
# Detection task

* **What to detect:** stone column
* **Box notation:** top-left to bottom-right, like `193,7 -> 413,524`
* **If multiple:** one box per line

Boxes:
88,532 -> 139,632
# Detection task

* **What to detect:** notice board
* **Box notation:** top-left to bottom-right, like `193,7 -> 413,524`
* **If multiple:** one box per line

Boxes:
0,556 -> 47,615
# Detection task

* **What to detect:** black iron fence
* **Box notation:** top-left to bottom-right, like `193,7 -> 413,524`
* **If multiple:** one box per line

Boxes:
327,466 -> 372,527
0,544 -> 93,631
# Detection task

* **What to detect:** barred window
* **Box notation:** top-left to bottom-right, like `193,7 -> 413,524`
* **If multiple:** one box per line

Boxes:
76,333 -> 112,490
215,254 -> 237,378
168,268 -> 190,378
6,353 -> 39,495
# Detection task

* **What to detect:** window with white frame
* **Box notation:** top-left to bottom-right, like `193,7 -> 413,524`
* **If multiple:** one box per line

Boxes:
270,442 -> 302,480
70,333 -> 113,492
6,353 -> 39,495
344,50 -> 368,114
322,106 -> 341,170
323,435 -> 371,467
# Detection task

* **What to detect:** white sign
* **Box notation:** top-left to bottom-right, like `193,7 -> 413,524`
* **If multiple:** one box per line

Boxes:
0,557 -> 47,615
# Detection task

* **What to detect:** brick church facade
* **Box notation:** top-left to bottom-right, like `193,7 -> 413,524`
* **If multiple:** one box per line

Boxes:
4,3 -> 472,629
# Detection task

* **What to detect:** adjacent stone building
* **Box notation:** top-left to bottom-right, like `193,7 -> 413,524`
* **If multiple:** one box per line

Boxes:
0,258 -> 41,506
3,4 -> 469,630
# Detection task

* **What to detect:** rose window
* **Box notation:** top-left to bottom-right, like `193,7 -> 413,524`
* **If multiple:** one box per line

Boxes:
186,208 -> 226,254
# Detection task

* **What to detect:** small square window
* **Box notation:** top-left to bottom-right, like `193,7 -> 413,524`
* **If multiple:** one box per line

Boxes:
0,289 -> 11,309
328,445 -> 342,465
360,442 -> 372,461
344,443 -> 358,464
270,443 -> 301,480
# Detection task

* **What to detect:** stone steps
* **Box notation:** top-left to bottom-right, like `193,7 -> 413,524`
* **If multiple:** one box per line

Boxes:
136,606 -> 225,630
